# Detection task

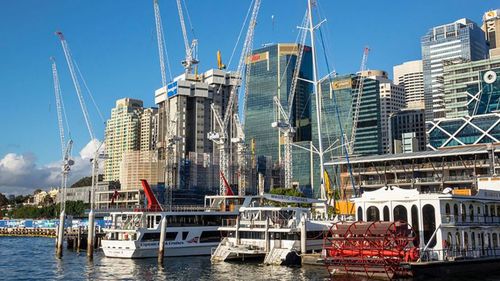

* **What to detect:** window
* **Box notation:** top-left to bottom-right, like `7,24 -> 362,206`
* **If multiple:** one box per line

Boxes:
142,232 -> 177,241
366,206 -> 380,222
199,231 -> 221,243
394,205 -> 408,222
423,204 -> 436,247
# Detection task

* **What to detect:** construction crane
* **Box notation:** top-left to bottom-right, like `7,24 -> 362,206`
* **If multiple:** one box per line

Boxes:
56,31 -> 102,258
176,0 -> 198,73
272,11 -> 309,190
217,50 -> 226,70
208,0 -> 261,196
349,47 -> 370,154
153,0 -> 169,88
50,57 -> 74,212
231,113 -> 247,195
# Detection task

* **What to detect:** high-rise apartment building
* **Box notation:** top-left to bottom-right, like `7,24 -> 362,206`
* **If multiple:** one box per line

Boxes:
483,9 -> 500,57
104,98 -> 143,182
140,107 -> 158,152
421,18 -> 488,121
155,69 -> 238,190
393,60 -> 424,109
245,43 -> 313,191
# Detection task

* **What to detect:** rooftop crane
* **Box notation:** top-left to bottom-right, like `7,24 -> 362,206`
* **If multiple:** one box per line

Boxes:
349,47 -> 370,154
272,11 -> 309,190
176,0 -> 198,73
208,0 -> 261,196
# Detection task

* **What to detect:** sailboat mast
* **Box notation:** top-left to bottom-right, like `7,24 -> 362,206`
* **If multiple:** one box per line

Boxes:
307,0 -> 326,200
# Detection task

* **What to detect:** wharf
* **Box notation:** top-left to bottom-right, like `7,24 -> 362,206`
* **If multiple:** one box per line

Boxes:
0,227 -> 56,238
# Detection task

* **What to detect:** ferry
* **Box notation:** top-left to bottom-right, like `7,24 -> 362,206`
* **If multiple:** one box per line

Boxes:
322,176 -> 500,279
211,195 -> 335,265
101,180 -> 259,258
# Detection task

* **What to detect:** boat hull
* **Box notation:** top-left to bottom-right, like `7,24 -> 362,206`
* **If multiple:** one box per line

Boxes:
101,240 -> 218,258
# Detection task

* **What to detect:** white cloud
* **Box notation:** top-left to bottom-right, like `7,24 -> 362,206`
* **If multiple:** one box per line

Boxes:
0,139 -> 103,195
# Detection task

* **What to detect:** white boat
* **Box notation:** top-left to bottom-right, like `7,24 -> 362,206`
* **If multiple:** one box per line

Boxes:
101,195 -> 258,258
323,176 -> 500,279
211,196 -> 335,265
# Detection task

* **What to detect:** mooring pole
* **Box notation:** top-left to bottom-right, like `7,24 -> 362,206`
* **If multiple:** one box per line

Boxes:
158,216 -> 167,264
56,210 -> 65,258
300,214 -> 307,255
87,210 -> 95,259
265,217 -> 270,253
77,226 -> 81,252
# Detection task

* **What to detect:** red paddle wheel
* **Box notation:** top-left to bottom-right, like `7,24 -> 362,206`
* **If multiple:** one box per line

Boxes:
322,221 -> 419,279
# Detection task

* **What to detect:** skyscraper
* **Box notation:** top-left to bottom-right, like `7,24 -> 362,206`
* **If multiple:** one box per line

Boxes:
245,43 -> 313,190
393,60 -> 424,109
154,69 -> 238,190
421,18 -> 488,121
104,98 -> 143,182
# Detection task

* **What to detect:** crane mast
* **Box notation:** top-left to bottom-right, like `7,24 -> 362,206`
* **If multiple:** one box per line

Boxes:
208,0 -> 261,195
176,0 -> 198,73
51,57 -> 74,212
55,31 -> 95,141
349,47 -> 370,154
272,11 -> 309,190
153,0 -> 168,88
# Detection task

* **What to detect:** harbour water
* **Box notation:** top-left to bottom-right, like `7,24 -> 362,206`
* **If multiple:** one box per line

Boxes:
2,237 -> 500,281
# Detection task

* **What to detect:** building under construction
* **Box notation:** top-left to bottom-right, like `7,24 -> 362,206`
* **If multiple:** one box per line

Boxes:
155,69 -> 240,191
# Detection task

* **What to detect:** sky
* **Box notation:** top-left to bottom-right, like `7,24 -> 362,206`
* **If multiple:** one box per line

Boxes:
0,0 -> 498,195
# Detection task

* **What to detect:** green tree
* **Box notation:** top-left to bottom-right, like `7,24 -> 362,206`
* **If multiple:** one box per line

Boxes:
0,193 -> 8,207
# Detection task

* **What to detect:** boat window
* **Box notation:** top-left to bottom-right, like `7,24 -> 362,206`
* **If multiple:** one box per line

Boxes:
199,231 -> 221,243
383,206 -> 390,221
445,203 -> 450,216
142,232 -> 177,241
241,232 -> 264,240
455,232 -> 460,249
393,205 -> 408,222
422,204 -> 436,248
357,207 -> 363,221
469,205 -> 474,222
366,206 -> 380,222
306,231 -> 324,239
445,232 -> 452,248
156,216 -> 161,225
490,205 -> 495,217
497,206 -> 500,217
493,233 -> 498,248
411,205 -> 419,247
453,204 -> 459,220
464,232 -> 469,249
477,206 -> 481,216
485,205 -> 489,216
472,232 -> 476,249
182,232 -> 189,240
461,204 -> 466,222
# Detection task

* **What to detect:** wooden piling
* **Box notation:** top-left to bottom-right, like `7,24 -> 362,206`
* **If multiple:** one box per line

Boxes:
158,216 -> 167,264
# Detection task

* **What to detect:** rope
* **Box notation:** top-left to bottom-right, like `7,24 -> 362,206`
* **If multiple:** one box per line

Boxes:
74,61 -> 105,124
228,0 -> 253,70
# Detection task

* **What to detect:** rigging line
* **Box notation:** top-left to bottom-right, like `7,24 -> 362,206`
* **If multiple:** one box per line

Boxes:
73,60 -> 105,124
318,24 -> 357,196
182,0 -> 196,38
317,29 -> 334,151
228,0 -> 254,70
161,32 -> 173,81
59,84 -> 72,140
316,0 -> 336,73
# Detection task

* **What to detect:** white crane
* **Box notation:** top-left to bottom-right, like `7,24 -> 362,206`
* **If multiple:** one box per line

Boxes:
208,0 -> 261,195
231,113 -> 247,195
349,47 -> 370,154
153,0 -> 171,88
176,0 -> 198,73
272,11 -> 309,190
56,31 -> 101,258
50,57 -> 74,213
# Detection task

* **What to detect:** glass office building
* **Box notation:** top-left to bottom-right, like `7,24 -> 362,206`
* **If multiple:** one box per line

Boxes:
428,66 -> 500,149
244,43 -> 313,190
421,18 -> 488,121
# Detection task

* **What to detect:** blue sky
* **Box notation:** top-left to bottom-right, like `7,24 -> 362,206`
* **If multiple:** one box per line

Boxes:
0,0 -> 498,192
